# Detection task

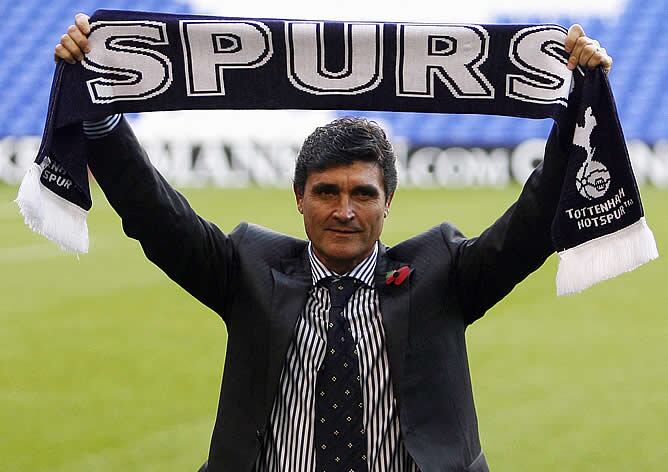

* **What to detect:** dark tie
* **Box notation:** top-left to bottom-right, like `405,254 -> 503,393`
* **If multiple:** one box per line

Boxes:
315,276 -> 368,472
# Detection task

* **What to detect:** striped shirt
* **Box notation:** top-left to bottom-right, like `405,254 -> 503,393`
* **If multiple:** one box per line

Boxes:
254,243 -> 418,472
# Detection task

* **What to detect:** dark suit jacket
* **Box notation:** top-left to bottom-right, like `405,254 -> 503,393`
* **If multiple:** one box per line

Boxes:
87,118 -> 569,472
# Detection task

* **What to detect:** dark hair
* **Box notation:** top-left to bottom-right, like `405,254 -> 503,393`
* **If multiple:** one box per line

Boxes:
294,117 -> 398,198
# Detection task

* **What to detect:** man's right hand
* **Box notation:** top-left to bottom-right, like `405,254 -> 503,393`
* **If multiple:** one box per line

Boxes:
54,13 -> 90,64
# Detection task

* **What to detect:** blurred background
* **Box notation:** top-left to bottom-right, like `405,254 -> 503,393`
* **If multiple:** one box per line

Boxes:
1,0 -> 666,471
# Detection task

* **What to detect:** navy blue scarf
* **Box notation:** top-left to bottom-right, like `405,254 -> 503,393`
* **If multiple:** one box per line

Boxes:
16,9 -> 658,294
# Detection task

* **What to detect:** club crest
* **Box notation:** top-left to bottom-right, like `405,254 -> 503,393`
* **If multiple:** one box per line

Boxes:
574,107 -> 611,200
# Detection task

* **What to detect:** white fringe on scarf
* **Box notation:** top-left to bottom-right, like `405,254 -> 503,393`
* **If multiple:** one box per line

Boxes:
14,159 -> 89,253
556,216 -> 658,296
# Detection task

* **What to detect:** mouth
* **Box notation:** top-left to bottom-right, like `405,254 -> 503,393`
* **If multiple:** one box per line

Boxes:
327,228 -> 362,235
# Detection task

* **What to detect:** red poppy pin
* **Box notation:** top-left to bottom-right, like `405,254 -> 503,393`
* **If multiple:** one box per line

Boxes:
385,266 -> 412,286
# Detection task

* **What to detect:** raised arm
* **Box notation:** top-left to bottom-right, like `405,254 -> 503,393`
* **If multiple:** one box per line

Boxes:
453,25 -> 613,322
55,14 -> 241,319
452,124 -> 568,322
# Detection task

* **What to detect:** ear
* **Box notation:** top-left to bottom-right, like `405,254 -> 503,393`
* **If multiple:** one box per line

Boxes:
293,184 -> 304,214
384,191 -> 394,217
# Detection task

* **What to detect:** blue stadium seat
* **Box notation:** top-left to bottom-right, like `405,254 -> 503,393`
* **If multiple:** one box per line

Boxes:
0,0 -> 191,138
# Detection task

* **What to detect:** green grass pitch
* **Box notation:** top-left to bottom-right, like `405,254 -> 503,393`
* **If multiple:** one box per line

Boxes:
1,183 -> 666,471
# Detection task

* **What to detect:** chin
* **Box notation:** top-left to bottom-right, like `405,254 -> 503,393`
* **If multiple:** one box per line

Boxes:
321,242 -> 371,267
323,245 -> 359,261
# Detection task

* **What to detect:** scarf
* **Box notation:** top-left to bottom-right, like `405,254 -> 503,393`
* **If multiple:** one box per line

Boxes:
16,9 -> 658,295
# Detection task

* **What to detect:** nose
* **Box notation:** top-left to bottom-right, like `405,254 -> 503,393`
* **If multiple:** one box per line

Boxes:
333,195 -> 355,222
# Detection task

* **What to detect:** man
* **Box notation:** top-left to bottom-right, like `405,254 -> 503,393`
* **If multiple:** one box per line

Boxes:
56,13 -> 612,472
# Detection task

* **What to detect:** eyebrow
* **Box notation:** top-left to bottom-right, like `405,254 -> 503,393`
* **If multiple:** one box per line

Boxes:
310,183 -> 381,197
352,184 -> 380,196
311,182 -> 339,194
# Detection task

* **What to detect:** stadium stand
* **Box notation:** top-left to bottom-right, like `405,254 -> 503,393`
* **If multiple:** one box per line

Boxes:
0,0 -> 665,146
0,0 -> 192,137
347,0 -> 668,146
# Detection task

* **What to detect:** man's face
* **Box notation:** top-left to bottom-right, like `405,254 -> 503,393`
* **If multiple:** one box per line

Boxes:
294,160 -> 393,274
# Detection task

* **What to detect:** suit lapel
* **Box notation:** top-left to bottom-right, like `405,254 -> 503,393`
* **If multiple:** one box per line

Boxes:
374,245 -> 411,399
265,249 -> 312,418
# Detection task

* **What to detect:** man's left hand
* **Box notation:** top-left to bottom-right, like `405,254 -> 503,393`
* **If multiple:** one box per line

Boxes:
565,24 -> 613,74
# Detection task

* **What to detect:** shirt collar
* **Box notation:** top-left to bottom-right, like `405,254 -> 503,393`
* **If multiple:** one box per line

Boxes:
308,241 -> 378,288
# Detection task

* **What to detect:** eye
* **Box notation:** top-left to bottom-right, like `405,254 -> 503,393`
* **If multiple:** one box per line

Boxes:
311,184 -> 339,197
353,186 -> 380,200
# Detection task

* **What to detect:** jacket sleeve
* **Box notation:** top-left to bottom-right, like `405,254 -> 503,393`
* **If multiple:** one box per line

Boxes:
86,117 -> 241,319
451,123 -> 569,324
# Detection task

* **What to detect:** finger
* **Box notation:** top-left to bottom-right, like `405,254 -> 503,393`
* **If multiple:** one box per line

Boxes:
571,37 -> 598,66
568,36 -> 598,70
579,43 -> 600,68
602,51 -> 613,74
67,24 -> 90,54
60,33 -> 84,61
597,48 -> 612,74
564,24 -> 585,53
586,51 -> 603,69
55,44 -> 76,64
74,13 -> 91,35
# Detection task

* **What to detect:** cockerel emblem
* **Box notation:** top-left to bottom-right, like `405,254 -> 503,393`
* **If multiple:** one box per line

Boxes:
574,107 -> 612,200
